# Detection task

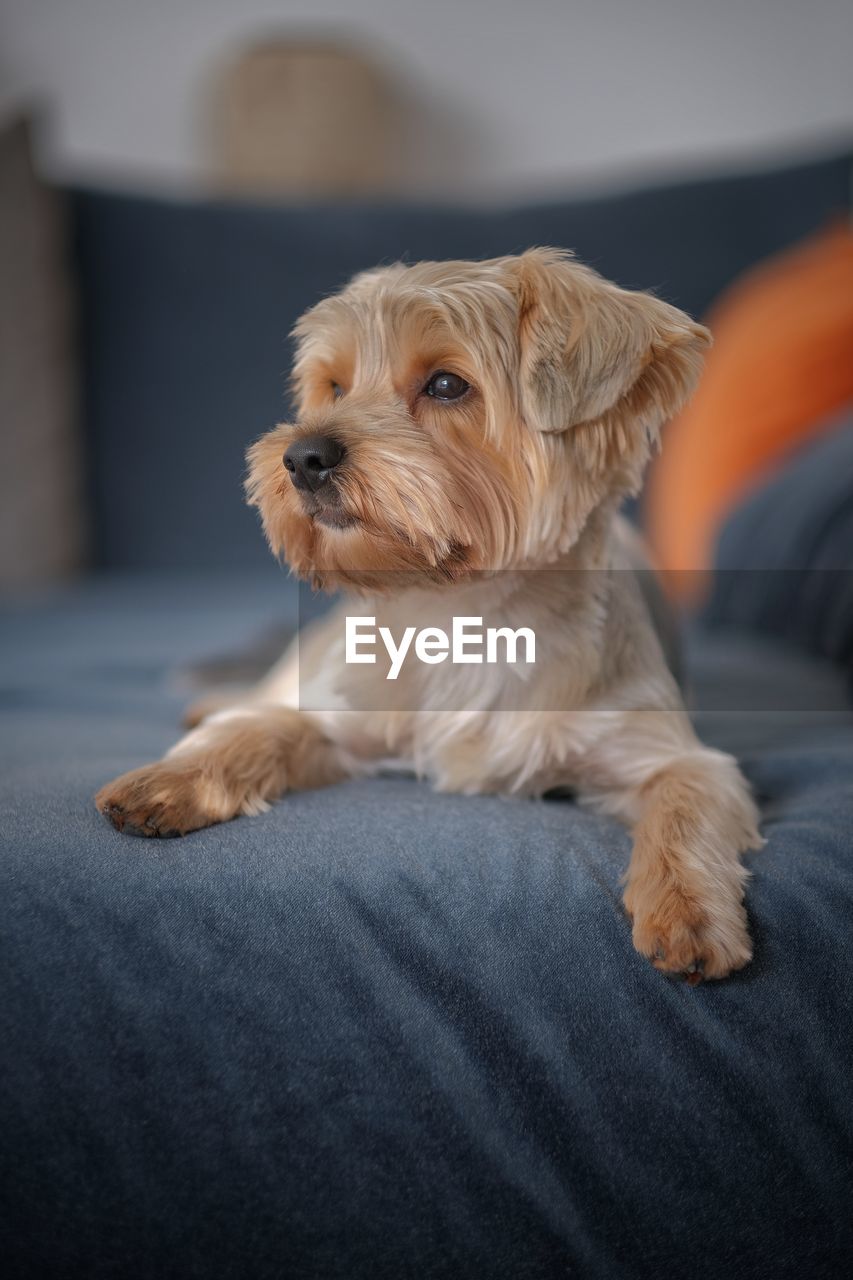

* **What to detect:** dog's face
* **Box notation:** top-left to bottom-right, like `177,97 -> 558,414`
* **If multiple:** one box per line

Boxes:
246,248 -> 709,588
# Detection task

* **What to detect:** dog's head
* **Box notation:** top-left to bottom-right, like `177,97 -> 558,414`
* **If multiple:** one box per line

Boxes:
246,248 -> 710,588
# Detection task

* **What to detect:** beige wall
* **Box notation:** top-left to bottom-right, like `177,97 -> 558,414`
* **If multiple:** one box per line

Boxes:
1,0 -> 851,197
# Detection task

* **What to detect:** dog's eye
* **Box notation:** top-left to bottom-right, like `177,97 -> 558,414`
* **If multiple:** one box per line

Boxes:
424,371 -> 470,401
331,382 -> 344,399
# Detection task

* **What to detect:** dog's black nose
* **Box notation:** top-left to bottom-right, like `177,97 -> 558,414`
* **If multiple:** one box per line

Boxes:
283,435 -> 345,492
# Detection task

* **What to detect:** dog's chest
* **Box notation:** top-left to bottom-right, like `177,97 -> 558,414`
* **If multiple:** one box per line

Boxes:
345,579 -> 614,794
395,703 -> 614,795
343,574 -> 605,708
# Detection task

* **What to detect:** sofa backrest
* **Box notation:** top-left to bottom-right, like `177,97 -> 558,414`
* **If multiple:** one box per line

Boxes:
71,147 -> 852,569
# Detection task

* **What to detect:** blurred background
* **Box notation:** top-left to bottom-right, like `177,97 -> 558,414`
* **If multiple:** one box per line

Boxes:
1,0 -> 852,595
3,0 -> 852,197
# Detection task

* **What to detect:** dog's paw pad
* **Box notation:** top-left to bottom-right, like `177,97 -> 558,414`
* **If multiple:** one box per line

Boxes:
653,952 -> 706,984
100,802 -> 127,832
648,941 -> 707,984
98,798 -> 161,838
628,889 -> 751,982
641,926 -> 750,982
94,764 -> 219,839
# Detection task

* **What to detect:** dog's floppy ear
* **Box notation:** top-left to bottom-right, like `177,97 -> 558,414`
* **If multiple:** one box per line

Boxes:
511,248 -> 711,457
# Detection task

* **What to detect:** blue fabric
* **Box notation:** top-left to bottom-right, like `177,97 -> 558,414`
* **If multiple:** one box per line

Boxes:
2,571 -> 852,1277
707,415 -> 853,676
69,148 -> 853,571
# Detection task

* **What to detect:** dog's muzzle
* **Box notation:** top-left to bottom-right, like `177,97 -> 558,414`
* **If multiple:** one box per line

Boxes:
283,434 -> 345,493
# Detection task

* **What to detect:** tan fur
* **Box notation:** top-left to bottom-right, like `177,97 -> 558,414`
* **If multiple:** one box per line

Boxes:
97,708 -> 349,836
96,248 -> 763,980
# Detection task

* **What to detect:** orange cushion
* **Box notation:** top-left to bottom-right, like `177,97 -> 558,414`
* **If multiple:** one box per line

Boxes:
647,223 -> 853,595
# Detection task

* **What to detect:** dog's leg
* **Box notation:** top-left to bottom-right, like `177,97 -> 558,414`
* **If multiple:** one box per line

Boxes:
620,748 -> 763,981
578,713 -> 763,981
95,707 -> 353,837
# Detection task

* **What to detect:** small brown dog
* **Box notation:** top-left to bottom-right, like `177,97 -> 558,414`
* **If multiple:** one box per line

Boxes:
96,249 -> 762,982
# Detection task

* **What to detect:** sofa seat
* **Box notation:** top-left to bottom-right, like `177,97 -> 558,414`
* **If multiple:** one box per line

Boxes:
2,570 -> 852,1278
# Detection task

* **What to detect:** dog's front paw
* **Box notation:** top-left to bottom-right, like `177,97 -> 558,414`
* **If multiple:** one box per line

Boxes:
625,876 -> 752,984
95,760 -> 230,837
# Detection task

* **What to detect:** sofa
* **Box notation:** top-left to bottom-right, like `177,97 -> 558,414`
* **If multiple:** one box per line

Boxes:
2,145 -> 852,1278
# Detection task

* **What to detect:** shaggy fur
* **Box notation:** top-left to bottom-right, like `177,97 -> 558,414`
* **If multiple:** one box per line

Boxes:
96,248 -> 763,981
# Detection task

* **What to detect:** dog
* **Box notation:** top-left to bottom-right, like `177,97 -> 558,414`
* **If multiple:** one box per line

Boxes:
96,248 -> 763,982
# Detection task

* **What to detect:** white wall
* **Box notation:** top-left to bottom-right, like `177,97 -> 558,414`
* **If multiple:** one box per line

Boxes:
1,0 -> 851,196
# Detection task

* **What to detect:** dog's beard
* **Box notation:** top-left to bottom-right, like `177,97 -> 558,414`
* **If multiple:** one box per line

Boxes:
246,420 -> 521,591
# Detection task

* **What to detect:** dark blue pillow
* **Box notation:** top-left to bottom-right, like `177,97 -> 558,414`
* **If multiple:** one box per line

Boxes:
705,414 -> 853,675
